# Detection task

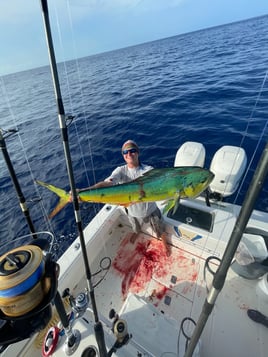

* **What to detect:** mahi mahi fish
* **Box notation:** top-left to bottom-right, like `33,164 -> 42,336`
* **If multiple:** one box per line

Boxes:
36,166 -> 214,218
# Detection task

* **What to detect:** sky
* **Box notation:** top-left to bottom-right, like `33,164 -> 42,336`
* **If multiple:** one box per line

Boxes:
0,0 -> 268,75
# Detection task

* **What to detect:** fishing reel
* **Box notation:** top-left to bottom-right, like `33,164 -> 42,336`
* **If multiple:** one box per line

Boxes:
62,288 -> 89,319
113,319 -> 129,343
0,238 -> 59,349
108,308 -> 131,350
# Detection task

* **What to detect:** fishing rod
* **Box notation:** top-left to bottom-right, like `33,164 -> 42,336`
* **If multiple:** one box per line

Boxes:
184,141 -> 268,357
39,1 -> 107,356
0,128 -> 37,239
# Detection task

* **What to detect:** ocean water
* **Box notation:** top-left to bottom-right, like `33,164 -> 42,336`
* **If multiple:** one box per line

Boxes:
0,15 -> 268,258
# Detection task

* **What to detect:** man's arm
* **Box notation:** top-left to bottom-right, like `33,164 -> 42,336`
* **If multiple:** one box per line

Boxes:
78,180 -> 113,192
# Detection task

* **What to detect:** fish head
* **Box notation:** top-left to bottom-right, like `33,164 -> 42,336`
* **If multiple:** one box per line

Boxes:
182,168 -> 214,197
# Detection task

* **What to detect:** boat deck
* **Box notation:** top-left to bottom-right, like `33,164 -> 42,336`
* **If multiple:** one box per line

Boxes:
5,205 -> 268,357
68,215 -> 268,357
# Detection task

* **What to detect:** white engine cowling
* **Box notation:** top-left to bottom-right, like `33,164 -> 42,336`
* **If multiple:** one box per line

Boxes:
174,141 -> 205,167
209,145 -> 247,197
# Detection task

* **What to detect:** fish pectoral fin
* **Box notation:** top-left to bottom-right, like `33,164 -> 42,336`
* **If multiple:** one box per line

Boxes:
172,195 -> 181,214
162,199 -> 175,215
162,194 -> 181,215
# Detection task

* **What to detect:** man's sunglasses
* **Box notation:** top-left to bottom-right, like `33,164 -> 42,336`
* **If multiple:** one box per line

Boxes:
122,148 -> 138,155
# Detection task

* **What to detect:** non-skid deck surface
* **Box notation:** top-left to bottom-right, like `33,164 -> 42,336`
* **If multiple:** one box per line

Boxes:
92,228 -> 268,357
94,229 -> 208,324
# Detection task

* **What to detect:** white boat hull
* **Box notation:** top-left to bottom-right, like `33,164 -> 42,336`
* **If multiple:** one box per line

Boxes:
2,196 -> 268,357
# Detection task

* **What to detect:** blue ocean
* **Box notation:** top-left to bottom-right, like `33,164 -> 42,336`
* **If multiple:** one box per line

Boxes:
0,15 -> 268,258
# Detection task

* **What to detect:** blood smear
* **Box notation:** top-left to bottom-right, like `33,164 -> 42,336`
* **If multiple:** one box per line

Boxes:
112,234 -> 199,300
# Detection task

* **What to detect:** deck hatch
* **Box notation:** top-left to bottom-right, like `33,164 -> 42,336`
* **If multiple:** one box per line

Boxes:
167,204 -> 214,232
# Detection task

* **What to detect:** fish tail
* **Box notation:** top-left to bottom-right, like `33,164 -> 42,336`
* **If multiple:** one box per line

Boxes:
35,180 -> 70,218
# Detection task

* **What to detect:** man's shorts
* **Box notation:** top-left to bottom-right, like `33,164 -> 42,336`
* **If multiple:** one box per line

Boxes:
128,207 -> 165,237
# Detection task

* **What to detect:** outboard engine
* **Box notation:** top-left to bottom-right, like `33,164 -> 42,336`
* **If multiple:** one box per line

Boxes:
209,145 -> 247,199
174,141 -> 206,167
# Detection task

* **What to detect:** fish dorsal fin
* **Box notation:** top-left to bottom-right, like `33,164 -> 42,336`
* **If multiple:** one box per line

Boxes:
134,166 -> 202,184
134,168 -> 165,183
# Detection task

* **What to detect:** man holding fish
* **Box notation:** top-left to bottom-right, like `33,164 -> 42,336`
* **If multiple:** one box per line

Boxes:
36,141 -> 214,257
79,140 -> 171,256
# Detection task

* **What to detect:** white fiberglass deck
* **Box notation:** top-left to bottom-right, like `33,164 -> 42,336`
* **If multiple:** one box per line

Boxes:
4,204 -> 268,357
89,224 -> 268,357
52,204 -> 268,357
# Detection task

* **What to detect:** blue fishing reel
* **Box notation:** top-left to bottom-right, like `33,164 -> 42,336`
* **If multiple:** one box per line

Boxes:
0,238 -> 58,350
